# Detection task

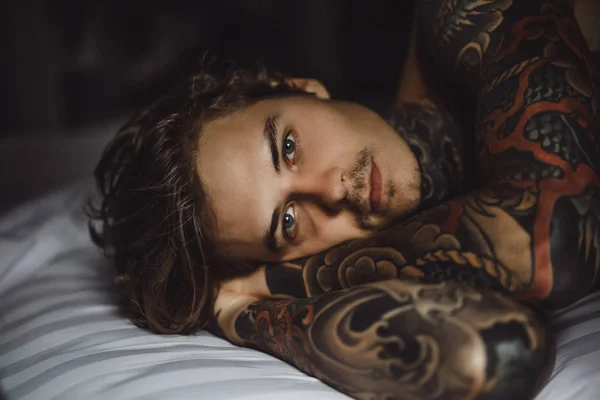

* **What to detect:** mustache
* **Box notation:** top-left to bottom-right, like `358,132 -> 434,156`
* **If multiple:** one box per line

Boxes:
346,147 -> 374,228
349,147 -> 371,191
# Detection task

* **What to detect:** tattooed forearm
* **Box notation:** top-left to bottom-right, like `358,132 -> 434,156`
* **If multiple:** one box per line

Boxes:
218,279 -> 553,400
266,198 -> 530,298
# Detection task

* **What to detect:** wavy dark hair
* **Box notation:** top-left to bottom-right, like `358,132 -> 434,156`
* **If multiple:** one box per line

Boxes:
88,62 -> 306,334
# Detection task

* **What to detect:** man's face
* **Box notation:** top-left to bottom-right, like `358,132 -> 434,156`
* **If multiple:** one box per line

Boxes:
196,95 -> 420,262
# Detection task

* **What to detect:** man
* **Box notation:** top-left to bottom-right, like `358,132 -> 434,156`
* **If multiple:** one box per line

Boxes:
91,0 -> 599,399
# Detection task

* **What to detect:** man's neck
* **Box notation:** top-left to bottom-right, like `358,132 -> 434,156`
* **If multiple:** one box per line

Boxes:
390,99 -> 464,211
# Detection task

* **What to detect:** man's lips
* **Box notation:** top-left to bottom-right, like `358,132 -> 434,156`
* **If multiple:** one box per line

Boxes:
370,160 -> 382,213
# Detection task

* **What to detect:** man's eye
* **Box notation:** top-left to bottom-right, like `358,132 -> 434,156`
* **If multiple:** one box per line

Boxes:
282,204 -> 296,239
283,133 -> 296,163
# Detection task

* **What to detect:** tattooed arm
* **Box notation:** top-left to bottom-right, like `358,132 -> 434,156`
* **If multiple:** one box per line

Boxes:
416,0 -> 600,305
208,3 -> 600,397
213,279 -> 553,400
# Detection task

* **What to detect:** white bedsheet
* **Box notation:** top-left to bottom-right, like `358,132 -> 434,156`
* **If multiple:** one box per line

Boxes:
0,182 -> 599,400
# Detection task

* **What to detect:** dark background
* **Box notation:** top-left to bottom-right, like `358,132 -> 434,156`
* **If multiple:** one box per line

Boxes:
0,0 -> 413,135
0,0 -> 415,213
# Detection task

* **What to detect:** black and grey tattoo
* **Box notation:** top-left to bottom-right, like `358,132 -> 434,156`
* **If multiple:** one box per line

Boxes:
223,279 -> 553,400
215,2 -> 600,399
392,99 -> 465,210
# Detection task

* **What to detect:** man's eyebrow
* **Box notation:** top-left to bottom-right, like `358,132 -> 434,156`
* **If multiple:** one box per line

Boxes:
264,207 -> 281,254
264,113 -> 280,174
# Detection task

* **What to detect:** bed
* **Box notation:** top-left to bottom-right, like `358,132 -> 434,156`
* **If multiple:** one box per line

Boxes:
1,130 -> 599,400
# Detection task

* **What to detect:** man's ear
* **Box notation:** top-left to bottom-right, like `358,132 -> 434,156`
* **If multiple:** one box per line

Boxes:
286,78 -> 331,99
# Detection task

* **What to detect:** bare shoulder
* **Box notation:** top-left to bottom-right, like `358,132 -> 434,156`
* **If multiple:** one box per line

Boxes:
574,0 -> 600,52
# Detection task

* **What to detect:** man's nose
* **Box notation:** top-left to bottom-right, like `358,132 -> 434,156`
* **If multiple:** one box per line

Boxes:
294,167 -> 348,210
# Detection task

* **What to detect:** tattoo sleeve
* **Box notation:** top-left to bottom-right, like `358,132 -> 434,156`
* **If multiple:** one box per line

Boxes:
216,279 -> 553,400
263,0 -> 600,309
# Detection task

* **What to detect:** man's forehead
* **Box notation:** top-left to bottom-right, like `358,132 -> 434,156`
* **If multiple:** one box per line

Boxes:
197,104 -> 275,259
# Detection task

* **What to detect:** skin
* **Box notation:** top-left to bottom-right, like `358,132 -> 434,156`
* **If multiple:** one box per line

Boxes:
202,0 -> 600,399
197,94 -> 422,262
